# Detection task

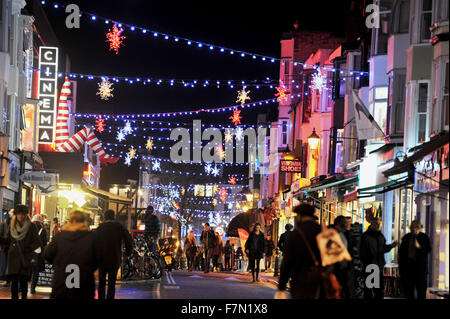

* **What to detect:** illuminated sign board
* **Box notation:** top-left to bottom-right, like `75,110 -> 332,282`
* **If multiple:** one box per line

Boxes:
38,47 -> 59,145
280,159 -> 302,173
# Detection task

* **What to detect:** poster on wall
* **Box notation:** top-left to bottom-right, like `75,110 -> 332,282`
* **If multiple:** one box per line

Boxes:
7,153 -> 20,192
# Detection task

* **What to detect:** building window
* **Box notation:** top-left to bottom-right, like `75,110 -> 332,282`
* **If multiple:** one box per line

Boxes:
444,63 -> 449,127
395,0 -> 410,33
282,121 -> 288,145
374,86 -> 389,132
417,83 -> 428,143
420,0 -> 433,42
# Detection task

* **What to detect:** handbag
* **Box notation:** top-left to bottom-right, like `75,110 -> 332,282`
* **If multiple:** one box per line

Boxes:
297,228 -> 341,299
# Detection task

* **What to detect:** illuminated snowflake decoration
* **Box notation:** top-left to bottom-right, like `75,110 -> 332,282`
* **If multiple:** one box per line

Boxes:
311,70 -> 326,92
216,145 -> 225,160
95,116 -> 106,133
152,160 -> 161,171
106,24 -> 126,54
123,121 -> 132,135
224,129 -> 233,143
235,127 -> 244,141
275,81 -> 289,103
213,184 -> 219,193
229,109 -> 242,126
116,129 -> 126,142
236,88 -> 251,106
235,203 -> 241,209
212,199 -> 217,207
211,166 -> 220,177
146,138 -> 154,151
124,154 -> 132,166
228,203 -> 234,210
228,176 -> 237,185
97,79 -> 114,100
128,147 -> 136,159
204,163 -> 212,175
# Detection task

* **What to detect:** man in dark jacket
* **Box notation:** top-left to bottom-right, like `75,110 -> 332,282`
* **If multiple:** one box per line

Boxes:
278,223 -> 293,256
399,220 -> 431,299
30,214 -> 48,294
144,206 -> 161,253
94,210 -> 133,299
277,203 -> 322,299
200,223 -> 216,273
359,214 -> 397,299
44,210 -> 98,299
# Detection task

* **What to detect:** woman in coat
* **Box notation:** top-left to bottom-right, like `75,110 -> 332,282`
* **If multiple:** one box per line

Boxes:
30,214 -> 48,294
0,205 -> 41,299
212,231 -> 223,272
184,231 -> 197,271
245,223 -> 265,282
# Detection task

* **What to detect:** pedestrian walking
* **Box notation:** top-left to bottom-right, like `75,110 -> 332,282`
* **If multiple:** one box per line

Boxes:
200,223 -> 216,273
359,209 -> 397,299
94,210 -> 133,299
213,231 -> 223,272
399,220 -> 431,299
224,240 -> 232,271
0,205 -> 41,300
278,223 -> 293,256
44,210 -> 98,299
264,235 -> 275,272
51,217 -> 60,239
332,216 -> 352,299
143,206 -> 161,253
235,246 -> 243,270
30,214 -> 48,294
277,203 -> 323,299
0,211 -> 11,283
245,223 -> 265,282
184,231 -> 197,271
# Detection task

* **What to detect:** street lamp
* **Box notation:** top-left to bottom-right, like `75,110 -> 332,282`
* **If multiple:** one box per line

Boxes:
308,128 -> 320,150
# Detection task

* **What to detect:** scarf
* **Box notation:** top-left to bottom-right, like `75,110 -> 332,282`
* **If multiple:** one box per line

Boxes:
10,217 -> 31,241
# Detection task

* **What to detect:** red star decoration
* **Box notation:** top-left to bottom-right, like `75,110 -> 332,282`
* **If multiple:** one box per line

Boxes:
95,117 -> 106,133
275,81 -> 289,103
228,176 -> 237,185
217,188 -> 228,203
106,24 -> 126,54
229,109 -> 242,126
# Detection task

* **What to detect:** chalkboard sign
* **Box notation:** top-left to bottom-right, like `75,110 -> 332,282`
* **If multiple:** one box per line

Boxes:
349,223 -> 364,299
37,262 -> 54,287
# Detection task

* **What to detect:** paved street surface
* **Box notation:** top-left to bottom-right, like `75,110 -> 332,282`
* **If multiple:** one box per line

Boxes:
0,270 -> 277,299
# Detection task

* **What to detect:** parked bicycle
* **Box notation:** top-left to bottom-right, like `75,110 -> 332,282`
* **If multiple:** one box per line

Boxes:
121,237 -> 163,280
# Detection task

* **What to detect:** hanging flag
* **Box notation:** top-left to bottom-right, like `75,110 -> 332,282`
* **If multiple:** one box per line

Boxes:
351,90 -> 385,140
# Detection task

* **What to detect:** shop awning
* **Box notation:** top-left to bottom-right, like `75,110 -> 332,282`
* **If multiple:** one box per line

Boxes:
383,132 -> 450,177
81,184 -> 133,204
295,174 -> 358,194
358,177 -> 409,196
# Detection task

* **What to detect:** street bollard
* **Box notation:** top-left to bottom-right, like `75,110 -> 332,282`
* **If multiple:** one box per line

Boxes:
274,248 -> 280,277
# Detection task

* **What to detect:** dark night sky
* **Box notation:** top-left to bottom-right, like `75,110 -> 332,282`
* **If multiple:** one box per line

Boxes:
38,0 -> 349,188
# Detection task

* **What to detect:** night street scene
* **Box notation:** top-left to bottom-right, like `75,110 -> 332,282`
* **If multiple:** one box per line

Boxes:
0,0 -> 449,311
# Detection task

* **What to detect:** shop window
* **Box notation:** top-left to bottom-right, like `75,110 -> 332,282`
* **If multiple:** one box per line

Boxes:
417,83 -> 428,143
282,121 -> 288,145
420,0 -> 433,42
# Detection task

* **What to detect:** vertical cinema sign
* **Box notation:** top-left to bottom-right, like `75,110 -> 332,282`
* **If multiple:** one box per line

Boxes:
38,47 -> 59,145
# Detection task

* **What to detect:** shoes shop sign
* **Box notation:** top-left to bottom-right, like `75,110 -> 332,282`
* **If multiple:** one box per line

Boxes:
280,159 -> 302,173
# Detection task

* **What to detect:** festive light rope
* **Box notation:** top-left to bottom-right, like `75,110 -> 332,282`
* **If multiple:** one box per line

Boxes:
41,0 -> 369,76
141,183 -> 247,190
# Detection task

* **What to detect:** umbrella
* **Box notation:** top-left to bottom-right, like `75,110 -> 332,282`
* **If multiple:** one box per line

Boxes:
226,213 -> 251,237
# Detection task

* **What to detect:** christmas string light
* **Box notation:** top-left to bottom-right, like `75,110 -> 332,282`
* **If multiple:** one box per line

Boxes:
41,1 -> 370,76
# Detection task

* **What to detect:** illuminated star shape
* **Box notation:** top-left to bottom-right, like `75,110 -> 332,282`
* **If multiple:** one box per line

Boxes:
146,138 -> 154,151
152,160 -> 161,171
216,145 -> 225,160
106,24 -> 126,54
95,116 -> 106,133
228,176 -> 237,185
224,129 -> 233,143
311,70 -> 326,92
124,154 -> 132,166
235,127 -> 244,141
229,109 -> 242,126
213,184 -> 219,193
236,88 -> 251,106
211,166 -> 220,177
275,81 -> 289,102
128,147 -> 136,159
97,79 -> 114,100
123,121 -> 132,135
204,163 -> 212,174
217,188 -> 227,202
116,129 -> 126,142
